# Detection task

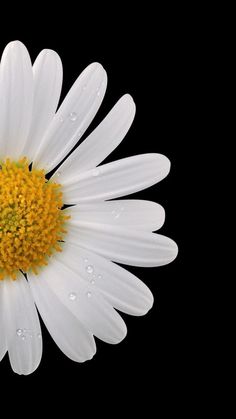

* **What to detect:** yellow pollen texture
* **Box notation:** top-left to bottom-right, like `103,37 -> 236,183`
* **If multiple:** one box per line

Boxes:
0,158 -> 70,280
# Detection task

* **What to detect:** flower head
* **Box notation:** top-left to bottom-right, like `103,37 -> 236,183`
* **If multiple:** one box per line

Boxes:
0,41 -> 178,375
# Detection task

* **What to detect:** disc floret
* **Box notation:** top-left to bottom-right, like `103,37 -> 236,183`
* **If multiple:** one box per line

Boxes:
0,158 -> 69,280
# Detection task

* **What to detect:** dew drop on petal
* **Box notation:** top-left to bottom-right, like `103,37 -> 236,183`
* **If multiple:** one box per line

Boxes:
97,274 -> 102,280
69,112 -> 78,122
21,335 -> 26,341
90,279 -> 95,285
86,265 -> 94,274
16,328 -> 23,336
69,292 -> 77,301
87,291 -> 92,298
37,333 -> 42,339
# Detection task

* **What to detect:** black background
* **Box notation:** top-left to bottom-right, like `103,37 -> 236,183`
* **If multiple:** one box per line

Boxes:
0,11 -> 187,413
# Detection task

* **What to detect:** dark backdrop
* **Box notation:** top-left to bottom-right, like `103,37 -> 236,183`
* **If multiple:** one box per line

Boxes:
0,13 -> 186,413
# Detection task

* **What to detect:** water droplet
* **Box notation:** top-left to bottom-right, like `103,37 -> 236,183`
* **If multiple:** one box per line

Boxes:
87,291 -> 92,298
97,274 -> 102,280
86,265 -> 94,274
16,328 -> 23,336
21,335 -> 26,341
97,90 -> 101,97
37,333 -> 42,339
90,279 -> 95,285
69,112 -> 78,122
56,171 -> 61,177
84,258 -> 88,263
92,168 -> 100,177
69,292 -> 77,301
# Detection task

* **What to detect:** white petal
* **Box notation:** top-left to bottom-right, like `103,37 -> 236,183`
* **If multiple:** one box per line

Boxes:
23,49 -> 63,160
0,41 -> 33,158
56,243 -> 154,316
35,258 -> 127,344
33,63 -> 107,171
66,222 -> 178,267
0,281 -> 7,361
28,274 -> 96,362
52,94 -> 135,182
65,200 -> 165,231
2,276 -> 42,375
61,153 -> 170,204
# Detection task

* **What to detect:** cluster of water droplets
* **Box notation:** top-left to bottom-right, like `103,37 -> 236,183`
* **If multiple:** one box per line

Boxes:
84,259 -> 103,293
67,258 -> 103,303
58,80 -> 104,127
16,328 -> 41,341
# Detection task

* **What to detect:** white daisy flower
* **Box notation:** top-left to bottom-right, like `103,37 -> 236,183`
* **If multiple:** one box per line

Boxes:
0,40 -> 178,375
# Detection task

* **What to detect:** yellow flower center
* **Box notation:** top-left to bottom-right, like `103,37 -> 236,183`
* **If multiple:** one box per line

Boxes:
0,158 -> 69,280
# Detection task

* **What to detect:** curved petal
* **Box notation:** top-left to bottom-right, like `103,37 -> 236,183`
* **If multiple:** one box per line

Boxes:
2,276 -> 42,375
28,273 -> 96,362
53,94 -> 136,182
0,41 -> 33,158
33,63 -> 107,171
23,49 -> 63,160
66,222 -> 178,267
34,258 -> 127,344
65,200 -> 165,231
61,153 -> 170,204
56,243 -> 154,316
0,281 -> 7,361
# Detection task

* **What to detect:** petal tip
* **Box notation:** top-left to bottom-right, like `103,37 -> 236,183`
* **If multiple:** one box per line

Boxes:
123,93 -> 135,104
90,62 -> 105,72
138,292 -> 154,316
40,48 -> 61,59
110,322 -> 127,345
153,153 -> 171,178
168,239 -> 178,263
4,40 -> 27,54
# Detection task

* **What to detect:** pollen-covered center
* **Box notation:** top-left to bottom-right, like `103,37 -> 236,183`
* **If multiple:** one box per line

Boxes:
0,158 -> 69,280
